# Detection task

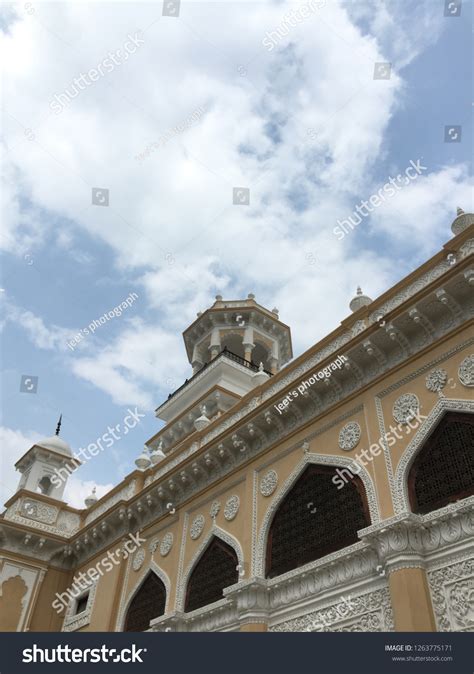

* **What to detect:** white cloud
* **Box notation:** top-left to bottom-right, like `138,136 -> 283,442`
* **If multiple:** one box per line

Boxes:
2,299 -> 75,351
1,1 -> 471,408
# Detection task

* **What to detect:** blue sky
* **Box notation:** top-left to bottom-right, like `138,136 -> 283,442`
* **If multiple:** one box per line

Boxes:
1,0 -> 472,507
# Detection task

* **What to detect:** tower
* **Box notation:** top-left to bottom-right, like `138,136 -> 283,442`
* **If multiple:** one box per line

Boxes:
14,420 -> 79,501
143,294 -> 292,459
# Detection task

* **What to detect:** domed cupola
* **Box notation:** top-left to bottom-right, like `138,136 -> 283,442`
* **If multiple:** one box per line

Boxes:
147,294 -> 293,457
451,207 -> 474,236
349,287 -> 373,313
13,415 -> 80,502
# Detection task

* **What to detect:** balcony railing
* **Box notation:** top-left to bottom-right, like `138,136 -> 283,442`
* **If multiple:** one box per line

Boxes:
162,348 -> 272,404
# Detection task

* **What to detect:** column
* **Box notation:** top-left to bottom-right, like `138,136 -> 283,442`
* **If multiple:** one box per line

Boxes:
209,328 -> 221,360
388,567 -> 436,631
360,516 -> 436,632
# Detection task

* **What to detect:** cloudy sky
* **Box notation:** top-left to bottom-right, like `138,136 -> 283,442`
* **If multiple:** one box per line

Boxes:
1,0 -> 472,508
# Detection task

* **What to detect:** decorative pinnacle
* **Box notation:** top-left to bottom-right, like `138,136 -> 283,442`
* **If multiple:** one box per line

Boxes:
356,286 -> 362,295
457,207 -> 464,216
55,414 -> 62,436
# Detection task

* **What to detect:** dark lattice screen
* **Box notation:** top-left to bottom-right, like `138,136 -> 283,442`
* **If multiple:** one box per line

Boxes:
185,537 -> 238,613
75,594 -> 89,615
266,465 -> 371,578
124,572 -> 166,632
409,412 -> 474,515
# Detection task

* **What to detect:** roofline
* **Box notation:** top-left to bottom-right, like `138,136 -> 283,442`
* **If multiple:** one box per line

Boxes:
14,444 -> 82,469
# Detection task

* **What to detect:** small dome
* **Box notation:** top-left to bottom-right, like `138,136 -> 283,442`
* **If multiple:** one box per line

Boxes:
451,207 -> 474,236
135,450 -> 151,470
84,487 -> 98,508
349,286 -> 373,313
36,436 -> 73,457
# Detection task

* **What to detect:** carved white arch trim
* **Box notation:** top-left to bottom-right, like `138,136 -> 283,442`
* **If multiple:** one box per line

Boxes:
116,560 -> 171,631
177,524 -> 244,612
394,398 -> 474,515
255,451 -> 381,577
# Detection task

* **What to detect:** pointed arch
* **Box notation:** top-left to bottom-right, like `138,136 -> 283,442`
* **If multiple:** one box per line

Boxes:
177,525 -> 243,612
119,561 -> 170,632
255,452 -> 379,576
394,398 -> 474,514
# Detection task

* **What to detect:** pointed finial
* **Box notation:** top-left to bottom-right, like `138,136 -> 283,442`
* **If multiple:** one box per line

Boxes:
259,362 -> 264,372
457,207 -> 464,216
357,286 -> 362,295
55,414 -> 62,436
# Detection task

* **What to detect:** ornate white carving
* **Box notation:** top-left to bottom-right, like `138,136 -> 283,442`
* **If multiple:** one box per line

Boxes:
425,368 -> 448,393
351,320 -> 367,337
392,393 -> 419,424
190,515 -> 205,540
458,355 -> 474,387
428,557 -> 474,632
224,495 -> 240,521
62,580 -> 98,632
3,499 -> 79,537
209,500 -> 221,519
56,511 -> 80,534
20,500 -> 58,524
270,588 -> 393,632
132,549 -> 145,571
150,601 -> 240,633
338,422 -> 361,451
149,537 -> 160,554
459,238 -> 474,259
160,532 -> 173,557
260,470 -> 278,497
84,480 -> 137,525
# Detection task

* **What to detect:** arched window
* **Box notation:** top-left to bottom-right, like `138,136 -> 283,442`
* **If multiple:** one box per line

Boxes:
185,537 -> 238,613
124,572 -> 166,632
37,475 -> 52,495
408,412 -> 474,515
266,464 -> 371,578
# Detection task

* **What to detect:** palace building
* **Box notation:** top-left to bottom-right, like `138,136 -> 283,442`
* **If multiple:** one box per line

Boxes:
1,210 -> 473,633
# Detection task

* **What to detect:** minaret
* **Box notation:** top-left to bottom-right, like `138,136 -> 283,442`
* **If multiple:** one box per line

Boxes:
13,416 -> 80,501
144,294 -> 292,458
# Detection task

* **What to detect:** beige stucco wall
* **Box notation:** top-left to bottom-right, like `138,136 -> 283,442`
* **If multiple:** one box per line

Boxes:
3,322 -> 472,631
